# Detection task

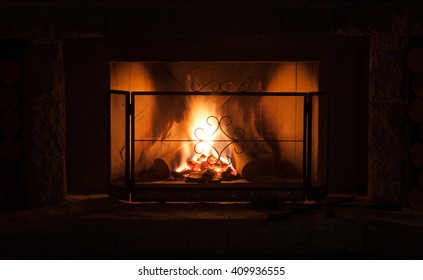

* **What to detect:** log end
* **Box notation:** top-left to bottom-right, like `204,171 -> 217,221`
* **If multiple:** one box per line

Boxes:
153,158 -> 170,179
241,160 -> 260,181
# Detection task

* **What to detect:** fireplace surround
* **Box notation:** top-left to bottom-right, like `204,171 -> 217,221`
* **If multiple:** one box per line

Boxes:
62,36 -> 368,202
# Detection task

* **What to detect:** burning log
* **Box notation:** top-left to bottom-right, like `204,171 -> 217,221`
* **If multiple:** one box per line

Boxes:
202,168 -> 217,182
184,169 -> 219,183
153,141 -> 259,181
153,158 -> 171,179
153,148 -> 182,179
230,143 -> 259,180
185,171 -> 203,182
171,169 -> 191,180
221,167 -> 237,181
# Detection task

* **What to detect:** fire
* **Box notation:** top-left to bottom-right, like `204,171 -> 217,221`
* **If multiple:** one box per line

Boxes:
173,95 -> 238,182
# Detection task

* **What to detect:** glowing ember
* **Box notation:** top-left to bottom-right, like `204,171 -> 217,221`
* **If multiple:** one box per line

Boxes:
174,153 -> 238,182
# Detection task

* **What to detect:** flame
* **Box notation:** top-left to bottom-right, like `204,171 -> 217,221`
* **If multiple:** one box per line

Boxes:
174,95 -> 237,177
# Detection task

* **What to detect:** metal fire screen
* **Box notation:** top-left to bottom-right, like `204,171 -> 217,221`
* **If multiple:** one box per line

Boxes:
109,61 -> 327,201
109,86 -> 327,202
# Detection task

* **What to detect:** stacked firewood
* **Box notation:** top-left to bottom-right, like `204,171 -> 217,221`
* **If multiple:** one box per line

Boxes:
155,153 -> 238,183
174,155 -> 238,182
152,143 -> 259,182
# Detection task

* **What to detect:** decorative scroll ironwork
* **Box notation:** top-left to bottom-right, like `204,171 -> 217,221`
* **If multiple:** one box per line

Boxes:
191,78 -> 251,93
193,115 -> 244,166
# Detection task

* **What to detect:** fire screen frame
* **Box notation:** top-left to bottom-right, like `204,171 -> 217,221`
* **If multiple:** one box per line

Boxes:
109,89 -> 328,202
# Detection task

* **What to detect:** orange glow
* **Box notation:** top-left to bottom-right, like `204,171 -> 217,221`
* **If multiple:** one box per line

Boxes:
109,61 -> 320,183
174,96 -> 237,178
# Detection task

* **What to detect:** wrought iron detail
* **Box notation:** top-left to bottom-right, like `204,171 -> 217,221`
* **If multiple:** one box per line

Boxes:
191,78 -> 251,93
193,115 -> 244,165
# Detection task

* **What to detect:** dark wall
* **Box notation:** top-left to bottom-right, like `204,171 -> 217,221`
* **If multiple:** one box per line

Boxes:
0,40 -> 24,209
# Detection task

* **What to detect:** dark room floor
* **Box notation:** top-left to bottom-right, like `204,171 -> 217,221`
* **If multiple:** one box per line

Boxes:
1,194 -> 423,259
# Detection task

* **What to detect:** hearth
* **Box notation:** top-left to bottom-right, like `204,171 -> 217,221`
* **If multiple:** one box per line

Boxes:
109,62 -> 327,201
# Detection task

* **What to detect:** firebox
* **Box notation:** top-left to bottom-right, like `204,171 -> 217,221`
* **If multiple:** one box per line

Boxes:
109,61 -> 327,202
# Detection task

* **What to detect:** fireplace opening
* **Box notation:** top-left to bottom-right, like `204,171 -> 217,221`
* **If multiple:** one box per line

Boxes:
109,61 -> 327,201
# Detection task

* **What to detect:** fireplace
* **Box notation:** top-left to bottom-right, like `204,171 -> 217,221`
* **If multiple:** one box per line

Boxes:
109,61 -> 327,201
51,33 -> 369,207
